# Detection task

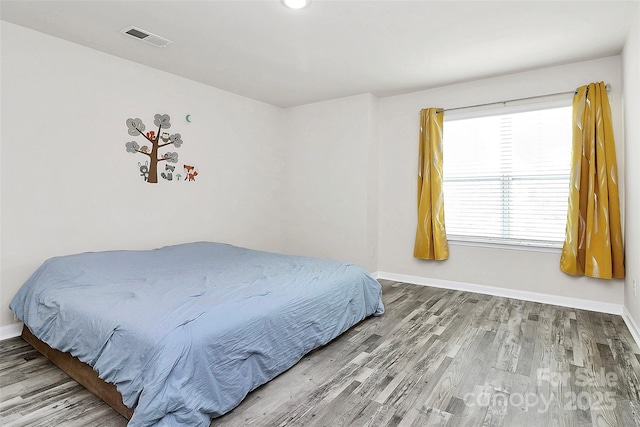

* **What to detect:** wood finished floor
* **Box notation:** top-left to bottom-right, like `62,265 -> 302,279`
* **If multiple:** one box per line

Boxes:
1,280 -> 640,426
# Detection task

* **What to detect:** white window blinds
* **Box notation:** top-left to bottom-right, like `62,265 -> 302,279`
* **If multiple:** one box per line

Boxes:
442,105 -> 572,248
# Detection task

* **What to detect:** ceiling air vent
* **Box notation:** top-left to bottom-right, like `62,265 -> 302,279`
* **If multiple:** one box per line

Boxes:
120,26 -> 173,48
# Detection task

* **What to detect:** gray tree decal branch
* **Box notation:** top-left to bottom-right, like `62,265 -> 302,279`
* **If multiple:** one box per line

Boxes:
124,114 -> 183,183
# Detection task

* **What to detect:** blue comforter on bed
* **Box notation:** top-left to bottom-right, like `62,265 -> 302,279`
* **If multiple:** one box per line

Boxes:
9,242 -> 384,426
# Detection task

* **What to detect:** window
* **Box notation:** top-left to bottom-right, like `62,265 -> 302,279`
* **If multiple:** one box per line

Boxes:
442,103 -> 572,249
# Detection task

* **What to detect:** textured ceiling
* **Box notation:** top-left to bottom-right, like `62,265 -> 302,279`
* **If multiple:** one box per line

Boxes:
1,0 -> 638,107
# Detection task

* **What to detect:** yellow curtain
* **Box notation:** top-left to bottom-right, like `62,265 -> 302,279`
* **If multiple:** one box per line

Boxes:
414,108 -> 448,260
561,82 -> 624,279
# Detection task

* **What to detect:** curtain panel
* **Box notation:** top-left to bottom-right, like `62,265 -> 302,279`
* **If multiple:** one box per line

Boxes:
414,108 -> 449,260
560,82 -> 624,279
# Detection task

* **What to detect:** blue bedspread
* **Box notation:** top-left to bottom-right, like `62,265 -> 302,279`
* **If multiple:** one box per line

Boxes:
9,242 -> 384,426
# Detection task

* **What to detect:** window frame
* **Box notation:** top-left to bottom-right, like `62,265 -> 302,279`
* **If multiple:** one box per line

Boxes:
442,97 -> 573,251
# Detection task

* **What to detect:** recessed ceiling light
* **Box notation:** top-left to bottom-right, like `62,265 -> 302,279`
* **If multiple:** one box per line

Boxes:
282,0 -> 310,10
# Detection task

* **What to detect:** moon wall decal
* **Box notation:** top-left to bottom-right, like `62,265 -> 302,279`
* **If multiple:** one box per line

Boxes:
186,114 -> 191,123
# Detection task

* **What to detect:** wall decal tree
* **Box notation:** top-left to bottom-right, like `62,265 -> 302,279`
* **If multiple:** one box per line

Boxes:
124,114 -> 183,183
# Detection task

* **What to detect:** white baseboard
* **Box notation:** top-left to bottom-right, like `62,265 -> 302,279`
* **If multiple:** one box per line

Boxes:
0,322 -> 23,341
4,273 -> 636,349
377,271 -> 623,315
622,307 -> 640,350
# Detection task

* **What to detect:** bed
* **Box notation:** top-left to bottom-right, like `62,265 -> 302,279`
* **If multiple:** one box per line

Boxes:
9,242 -> 384,426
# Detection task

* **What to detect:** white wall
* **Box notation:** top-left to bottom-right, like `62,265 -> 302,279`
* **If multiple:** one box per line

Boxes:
378,56 -> 626,306
281,93 -> 378,271
622,8 -> 640,328
0,22 -> 286,328
1,21 -> 635,333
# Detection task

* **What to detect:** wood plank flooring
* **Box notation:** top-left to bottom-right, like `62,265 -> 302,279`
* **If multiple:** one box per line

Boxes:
1,280 -> 639,426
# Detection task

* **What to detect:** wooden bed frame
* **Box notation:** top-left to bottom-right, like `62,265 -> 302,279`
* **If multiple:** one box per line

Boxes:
21,325 -> 134,420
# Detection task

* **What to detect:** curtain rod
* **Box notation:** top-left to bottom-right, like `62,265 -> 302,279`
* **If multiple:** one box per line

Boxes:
436,83 -> 611,113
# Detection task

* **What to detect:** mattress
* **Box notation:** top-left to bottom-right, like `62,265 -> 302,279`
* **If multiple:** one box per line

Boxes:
9,242 -> 384,426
